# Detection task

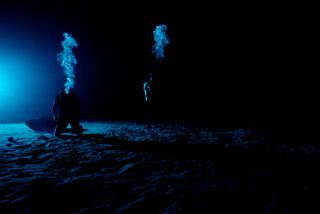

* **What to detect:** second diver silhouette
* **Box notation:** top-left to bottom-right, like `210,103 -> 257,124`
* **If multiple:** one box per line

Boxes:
143,72 -> 154,126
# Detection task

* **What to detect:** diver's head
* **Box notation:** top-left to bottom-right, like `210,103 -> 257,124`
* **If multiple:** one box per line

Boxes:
61,88 -> 76,95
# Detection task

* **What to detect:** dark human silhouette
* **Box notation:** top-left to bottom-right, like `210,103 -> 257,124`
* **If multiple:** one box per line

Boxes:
52,90 -> 83,137
143,72 -> 153,124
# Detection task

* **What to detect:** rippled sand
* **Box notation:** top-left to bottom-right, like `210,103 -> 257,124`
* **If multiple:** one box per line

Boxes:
1,122 -> 320,213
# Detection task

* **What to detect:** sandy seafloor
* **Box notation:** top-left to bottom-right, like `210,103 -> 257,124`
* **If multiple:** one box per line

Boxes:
1,121 -> 320,213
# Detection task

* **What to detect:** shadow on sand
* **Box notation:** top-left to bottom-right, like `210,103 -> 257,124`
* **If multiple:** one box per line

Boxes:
53,133 -> 320,174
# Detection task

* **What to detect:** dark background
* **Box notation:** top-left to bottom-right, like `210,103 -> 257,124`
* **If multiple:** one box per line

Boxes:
0,1 -> 316,128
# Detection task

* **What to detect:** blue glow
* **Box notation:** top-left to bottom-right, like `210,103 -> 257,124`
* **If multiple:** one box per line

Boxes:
143,73 -> 153,102
0,21 -> 64,123
57,33 -> 78,94
151,24 -> 170,61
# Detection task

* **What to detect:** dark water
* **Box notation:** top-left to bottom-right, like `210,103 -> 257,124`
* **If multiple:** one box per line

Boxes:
1,123 -> 320,213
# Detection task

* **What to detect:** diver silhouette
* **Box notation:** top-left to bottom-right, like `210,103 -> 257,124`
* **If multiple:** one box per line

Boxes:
52,90 -> 83,137
143,72 -> 154,124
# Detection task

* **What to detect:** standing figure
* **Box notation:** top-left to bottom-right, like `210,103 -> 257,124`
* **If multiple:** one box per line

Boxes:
52,90 -> 83,137
143,72 -> 153,123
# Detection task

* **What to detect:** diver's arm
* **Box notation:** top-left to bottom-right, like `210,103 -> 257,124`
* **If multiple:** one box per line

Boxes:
52,96 -> 60,121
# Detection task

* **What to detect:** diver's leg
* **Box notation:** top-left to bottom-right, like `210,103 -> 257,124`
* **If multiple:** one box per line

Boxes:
70,118 -> 82,136
146,100 -> 153,128
54,120 -> 68,136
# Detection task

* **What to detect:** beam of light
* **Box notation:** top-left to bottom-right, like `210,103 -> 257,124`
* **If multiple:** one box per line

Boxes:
0,16 -> 66,123
57,32 -> 78,94
151,24 -> 169,62
0,42 -> 59,123
143,73 -> 153,102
